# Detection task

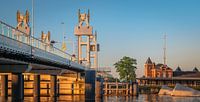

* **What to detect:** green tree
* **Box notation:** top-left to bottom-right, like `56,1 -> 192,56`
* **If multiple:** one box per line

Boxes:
114,56 -> 137,82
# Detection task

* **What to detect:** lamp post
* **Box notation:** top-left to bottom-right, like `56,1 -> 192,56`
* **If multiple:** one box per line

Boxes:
61,22 -> 75,55
32,0 -> 34,37
61,22 -> 65,41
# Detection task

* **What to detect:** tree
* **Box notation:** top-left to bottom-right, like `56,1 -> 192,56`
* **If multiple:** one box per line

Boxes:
114,56 -> 137,82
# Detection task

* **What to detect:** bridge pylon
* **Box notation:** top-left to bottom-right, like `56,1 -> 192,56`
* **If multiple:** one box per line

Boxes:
74,9 -> 99,69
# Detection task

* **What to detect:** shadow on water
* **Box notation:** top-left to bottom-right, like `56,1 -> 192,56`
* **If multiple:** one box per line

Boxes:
1,94 -> 200,102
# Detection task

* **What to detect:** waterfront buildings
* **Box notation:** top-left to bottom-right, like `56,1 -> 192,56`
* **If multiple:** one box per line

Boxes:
138,57 -> 200,87
144,57 -> 173,78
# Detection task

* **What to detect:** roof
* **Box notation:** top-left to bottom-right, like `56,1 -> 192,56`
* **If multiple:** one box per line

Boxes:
137,77 -> 200,81
177,72 -> 200,78
193,67 -> 199,72
175,66 -> 182,72
145,57 -> 152,64
173,71 -> 200,77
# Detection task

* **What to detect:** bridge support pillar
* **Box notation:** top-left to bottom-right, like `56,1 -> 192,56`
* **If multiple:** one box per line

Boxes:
50,75 -> 57,97
12,73 -> 24,101
33,74 -> 40,100
1,75 -> 8,98
85,70 -> 96,101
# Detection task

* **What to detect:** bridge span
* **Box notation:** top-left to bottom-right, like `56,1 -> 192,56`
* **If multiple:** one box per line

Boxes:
0,9 -> 100,101
0,20 -> 86,74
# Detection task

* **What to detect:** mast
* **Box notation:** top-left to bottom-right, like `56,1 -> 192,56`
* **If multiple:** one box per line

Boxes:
163,34 -> 167,65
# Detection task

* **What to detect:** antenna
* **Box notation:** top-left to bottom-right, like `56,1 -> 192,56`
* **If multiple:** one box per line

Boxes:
163,34 -> 167,65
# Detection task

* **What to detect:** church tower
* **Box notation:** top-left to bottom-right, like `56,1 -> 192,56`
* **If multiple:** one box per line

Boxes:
145,57 -> 153,78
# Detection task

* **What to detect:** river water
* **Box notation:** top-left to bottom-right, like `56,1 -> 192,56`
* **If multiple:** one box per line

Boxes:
103,94 -> 200,102
1,94 -> 200,102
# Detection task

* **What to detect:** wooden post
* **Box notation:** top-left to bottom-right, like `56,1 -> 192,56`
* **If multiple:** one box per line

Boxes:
126,83 -> 129,96
105,82 -> 107,95
133,82 -> 138,96
116,81 -> 118,96
130,82 -> 133,95
109,84 -> 111,95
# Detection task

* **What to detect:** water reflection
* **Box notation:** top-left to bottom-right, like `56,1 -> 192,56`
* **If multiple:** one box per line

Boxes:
103,94 -> 200,102
1,94 -> 200,102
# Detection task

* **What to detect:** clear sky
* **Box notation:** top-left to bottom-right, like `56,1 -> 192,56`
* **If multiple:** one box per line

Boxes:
1,0 -> 200,77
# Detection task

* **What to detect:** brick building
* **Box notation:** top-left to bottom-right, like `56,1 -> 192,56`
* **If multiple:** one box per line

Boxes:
144,57 -> 173,78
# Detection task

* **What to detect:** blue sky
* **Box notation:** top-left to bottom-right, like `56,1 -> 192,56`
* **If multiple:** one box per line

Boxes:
1,0 -> 200,77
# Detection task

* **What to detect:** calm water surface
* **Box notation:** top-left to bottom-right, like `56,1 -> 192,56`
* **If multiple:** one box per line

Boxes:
1,94 -> 200,102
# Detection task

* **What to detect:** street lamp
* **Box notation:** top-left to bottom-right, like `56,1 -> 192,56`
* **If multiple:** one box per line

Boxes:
32,0 -> 34,37
61,22 -> 75,55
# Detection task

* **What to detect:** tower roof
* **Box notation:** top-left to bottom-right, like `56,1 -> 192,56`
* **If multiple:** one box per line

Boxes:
175,66 -> 182,72
146,57 -> 152,64
193,67 -> 199,72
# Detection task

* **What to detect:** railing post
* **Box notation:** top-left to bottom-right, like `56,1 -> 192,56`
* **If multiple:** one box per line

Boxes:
7,26 -> 9,37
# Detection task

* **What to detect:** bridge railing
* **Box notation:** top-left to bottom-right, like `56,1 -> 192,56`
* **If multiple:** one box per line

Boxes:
0,20 -> 78,63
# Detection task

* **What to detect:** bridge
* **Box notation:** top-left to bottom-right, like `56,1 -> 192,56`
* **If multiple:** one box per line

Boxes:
0,9 -> 99,101
0,20 -> 85,74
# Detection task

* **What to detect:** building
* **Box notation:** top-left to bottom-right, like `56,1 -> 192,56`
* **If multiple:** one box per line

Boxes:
145,57 -> 173,78
138,58 -> 200,87
173,66 -> 199,77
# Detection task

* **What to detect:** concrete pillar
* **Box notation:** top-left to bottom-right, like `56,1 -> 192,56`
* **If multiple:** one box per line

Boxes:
85,70 -> 96,101
96,77 -> 104,99
12,73 -> 24,101
50,75 -> 57,97
1,75 -> 8,98
33,74 -> 40,97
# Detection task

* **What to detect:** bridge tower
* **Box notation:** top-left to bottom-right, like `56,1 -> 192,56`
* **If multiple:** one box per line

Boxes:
74,9 -> 99,69
16,10 -> 30,36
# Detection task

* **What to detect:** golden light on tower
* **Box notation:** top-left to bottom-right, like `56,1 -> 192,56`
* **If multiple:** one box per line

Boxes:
74,9 -> 99,69
16,10 -> 30,36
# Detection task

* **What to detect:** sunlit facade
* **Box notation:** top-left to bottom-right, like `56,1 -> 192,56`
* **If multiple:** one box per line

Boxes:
144,57 -> 173,78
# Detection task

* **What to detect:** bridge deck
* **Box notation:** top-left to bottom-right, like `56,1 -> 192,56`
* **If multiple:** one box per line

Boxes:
0,20 -> 86,74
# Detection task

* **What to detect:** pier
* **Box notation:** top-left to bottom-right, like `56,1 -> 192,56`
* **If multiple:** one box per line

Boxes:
103,82 -> 138,96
